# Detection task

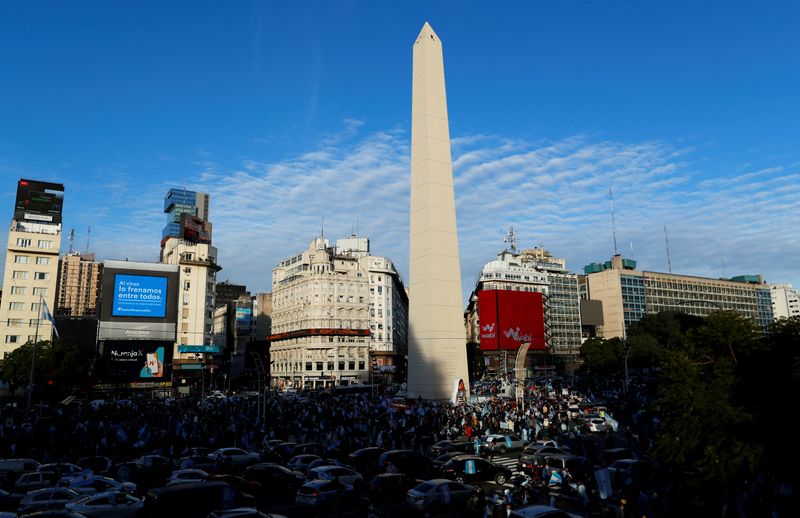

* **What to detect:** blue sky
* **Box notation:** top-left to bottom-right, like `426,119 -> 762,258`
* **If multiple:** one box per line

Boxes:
1,1 -> 798,302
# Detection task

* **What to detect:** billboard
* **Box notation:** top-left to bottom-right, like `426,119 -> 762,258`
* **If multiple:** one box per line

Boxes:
98,260 -> 178,341
478,290 -> 546,351
235,307 -> 252,331
112,274 -> 168,317
14,179 -> 65,224
180,214 -> 212,244
98,341 -> 174,383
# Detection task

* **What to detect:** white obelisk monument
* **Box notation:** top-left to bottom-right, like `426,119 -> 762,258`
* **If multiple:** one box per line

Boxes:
406,23 -> 470,401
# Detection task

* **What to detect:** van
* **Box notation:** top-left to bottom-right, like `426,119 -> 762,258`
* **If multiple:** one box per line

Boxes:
0,458 -> 40,488
143,481 -> 255,518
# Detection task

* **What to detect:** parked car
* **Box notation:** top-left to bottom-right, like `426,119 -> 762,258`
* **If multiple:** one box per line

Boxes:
432,452 -> 469,470
166,469 -> 210,486
0,488 -> 23,512
243,464 -> 304,496
428,439 -> 474,457
15,472 -> 52,493
208,508 -> 283,518
347,447 -> 386,478
293,443 -> 326,457
484,434 -> 526,454
585,417 -> 608,433
56,475 -> 136,496
440,455 -> 512,485
543,455 -> 594,481
306,466 -> 364,491
286,454 -> 322,474
64,491 -> 144,518
600,448 -> 636,467
295,479 -> 354,509
37,464 -> 84,484
509,504 -> 583,518
75,458 -> 112,476
368,473 -> 420,505
208,448 -> 260,469
142,481 -> 255,518
177,454 -> 217,472
518,447 -> 572,475
405,479 -> 482,514
18,488 -> 81,513
377,450 -> 438,479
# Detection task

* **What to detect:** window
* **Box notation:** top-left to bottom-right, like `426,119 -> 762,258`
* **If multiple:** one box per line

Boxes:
6,319 -> 23,327
34,272 -> 49,280
28,319 -> 41,327
305,362 -> 312,371
327,361 -> 334,371
33,288 -> 48,296
36,257 -> 49,265
14,255 -> 30,264
31,303 -> 41,312
4,336 -> 20,344
10,286 -> 25,295
358,361 -> 365,370
8,302 -> 24,311
16,238 -> 32,247
338,361 -> 345,370
348,361 -> 355,370
12,271 -> 28,280
184,281 -> 191,290
315,362 -> 323,370
37,240 -> 52,249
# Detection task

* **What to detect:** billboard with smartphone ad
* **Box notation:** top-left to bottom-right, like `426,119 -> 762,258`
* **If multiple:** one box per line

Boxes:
98,341 -> 173,383
98,260 -> 178,341
478,290 -> 546,351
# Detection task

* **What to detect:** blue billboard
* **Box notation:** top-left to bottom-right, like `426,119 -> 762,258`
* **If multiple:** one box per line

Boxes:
112,274 -> 168,318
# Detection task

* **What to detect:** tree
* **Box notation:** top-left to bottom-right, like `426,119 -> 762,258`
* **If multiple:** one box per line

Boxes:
579,337 -> 623,376
0,338 -> 92,401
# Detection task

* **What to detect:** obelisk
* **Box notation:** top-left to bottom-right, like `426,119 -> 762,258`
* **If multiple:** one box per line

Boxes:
407,22 -> 470,401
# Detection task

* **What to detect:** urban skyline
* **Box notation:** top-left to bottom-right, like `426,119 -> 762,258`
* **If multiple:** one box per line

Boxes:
1,2 -> 798,304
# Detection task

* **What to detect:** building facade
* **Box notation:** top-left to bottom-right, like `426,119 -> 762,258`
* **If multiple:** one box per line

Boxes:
56,252 -> 101,317
159,189 -> 220,373
0,179 -> 64,355
583,254 -> 775,337
269,236 -> 407,390
770,284 -> 800,320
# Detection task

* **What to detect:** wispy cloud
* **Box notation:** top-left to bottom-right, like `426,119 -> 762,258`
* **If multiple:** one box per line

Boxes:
40,128 -> 800,305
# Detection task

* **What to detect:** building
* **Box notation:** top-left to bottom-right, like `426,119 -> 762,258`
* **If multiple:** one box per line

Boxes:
162,189 -> 210,245
159,189 -> 221,376
56,252 -> 101,317
215,281 -> 249,308
0,179 -> 64,355
464,236 -> 582,376
269,235 -> 407,390
771,284 -> 800,320
407,22 -> 469,400
583,254 -> 774,337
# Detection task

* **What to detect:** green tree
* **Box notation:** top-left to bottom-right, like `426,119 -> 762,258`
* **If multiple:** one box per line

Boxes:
625,334 -> 663,371
0,339 -> 92,400
579,337 -> 623,376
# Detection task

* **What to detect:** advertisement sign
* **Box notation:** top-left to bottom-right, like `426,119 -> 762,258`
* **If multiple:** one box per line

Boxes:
14,179 -> 65,224
235,307 -> 252,330
98,341 -> 173,383
98,321 -> 176,341
112,274 -> 168,318
178,345 -> 220,354
478,290 -> 546,351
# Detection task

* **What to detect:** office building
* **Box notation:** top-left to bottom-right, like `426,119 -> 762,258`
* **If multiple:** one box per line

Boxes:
269,235 -> 407,389
162,189 -> 210,245
583,254 -> 774,337
0,179 -> 64,355
56,252 -> 101,317
771,284 -> 800,320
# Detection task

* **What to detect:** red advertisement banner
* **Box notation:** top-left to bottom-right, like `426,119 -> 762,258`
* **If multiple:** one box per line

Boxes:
478,290 -> 546,351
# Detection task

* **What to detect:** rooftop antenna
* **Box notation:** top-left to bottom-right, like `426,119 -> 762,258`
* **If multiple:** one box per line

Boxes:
68,228 -> 75,254
86,226 -> 91,252
664,225 -> 673,273
320,214 -> 324,238
504,226 -> 517,252
630,241 -> 634,257
609,188 -> 619,255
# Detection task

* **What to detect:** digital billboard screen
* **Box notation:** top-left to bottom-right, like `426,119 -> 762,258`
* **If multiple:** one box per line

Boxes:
14,179 -> 65,224
112,274 -> 168,318
478,290 -> 546,351
99,341 -> 174,383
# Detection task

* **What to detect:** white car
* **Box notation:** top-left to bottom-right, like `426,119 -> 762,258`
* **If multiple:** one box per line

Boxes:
58,475 -> 137,495
406,479 -> 478,513
166,468 -> 210,486
484,434 -> 526,453
305,465 -> 363,490
586,417 -> 608,433
18,487 -> 81,513
209,448 -> 261,468
65,491 -> 144,518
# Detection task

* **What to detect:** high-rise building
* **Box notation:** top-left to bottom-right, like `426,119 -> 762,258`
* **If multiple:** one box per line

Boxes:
269,236 -> 407,390
770,284 -> 800,320
162,189 -> 210,245
582,254 -> 774,337
407,22 -> 469,400
56,252 -> 101,317
160,189 -> 220,371
0,179 -> 64,355
464,238 -> 582,375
